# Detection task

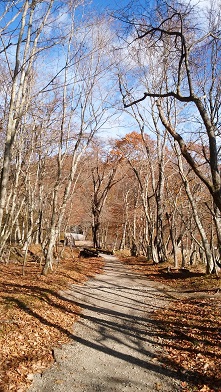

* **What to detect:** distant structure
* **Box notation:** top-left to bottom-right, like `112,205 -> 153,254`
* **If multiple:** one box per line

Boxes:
64,225 -> 86,247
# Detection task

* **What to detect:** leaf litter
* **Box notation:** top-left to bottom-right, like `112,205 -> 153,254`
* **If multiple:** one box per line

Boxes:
1,250 -> 221,392
121,256 -> 221,392
0,246 -> 104,392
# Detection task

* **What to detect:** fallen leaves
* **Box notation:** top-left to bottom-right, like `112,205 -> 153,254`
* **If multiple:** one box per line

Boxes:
0,251 -> 104,392
1,251 -> 221,392
154,298 -> 221,391
121,256 -> 221,392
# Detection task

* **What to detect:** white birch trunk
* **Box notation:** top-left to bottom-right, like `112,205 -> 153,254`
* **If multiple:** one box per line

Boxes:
176,144 -> 214,274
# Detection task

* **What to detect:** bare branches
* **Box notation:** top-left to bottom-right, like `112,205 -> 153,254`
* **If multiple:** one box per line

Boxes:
122,89 -> 193,108
117,0 -> 221,212
156,100 -> 214,193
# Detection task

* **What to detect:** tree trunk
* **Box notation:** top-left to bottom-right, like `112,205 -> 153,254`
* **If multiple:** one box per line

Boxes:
176,145 -> 214,274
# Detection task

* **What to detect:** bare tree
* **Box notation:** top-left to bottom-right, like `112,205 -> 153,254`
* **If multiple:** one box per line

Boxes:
90,145 -> 118,249
0,0 -> 57,235
174,142 -> 214,273
41,16 -> 117,274
118,0 -> 221,213
0,3 -> 118,273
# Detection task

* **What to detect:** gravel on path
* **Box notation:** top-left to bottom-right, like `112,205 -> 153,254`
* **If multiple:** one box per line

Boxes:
28,255 -> 185,392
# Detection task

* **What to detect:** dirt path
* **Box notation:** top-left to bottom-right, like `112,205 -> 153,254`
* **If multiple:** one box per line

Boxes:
29,255 -> 185,392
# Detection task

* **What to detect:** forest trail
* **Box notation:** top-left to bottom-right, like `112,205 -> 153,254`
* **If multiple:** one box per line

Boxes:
29,255 -> 184,392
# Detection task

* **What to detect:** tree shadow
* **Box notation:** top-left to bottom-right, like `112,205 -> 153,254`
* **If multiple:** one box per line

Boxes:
2,258 -> 221,391
4,295 -> 184,383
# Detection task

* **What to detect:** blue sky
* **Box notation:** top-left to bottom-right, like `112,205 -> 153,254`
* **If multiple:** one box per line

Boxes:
89,0 -> 131,11
87,0 -> 141,14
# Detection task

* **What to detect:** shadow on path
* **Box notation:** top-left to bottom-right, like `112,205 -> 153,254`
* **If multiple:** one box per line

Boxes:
26,255 -> 202,392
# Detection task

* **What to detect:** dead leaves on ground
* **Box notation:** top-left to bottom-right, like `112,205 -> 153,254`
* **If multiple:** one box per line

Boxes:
0,252 -> 104,392
154,298 -> 221,392
1,251 -> 220,392
121,256 -> 221,392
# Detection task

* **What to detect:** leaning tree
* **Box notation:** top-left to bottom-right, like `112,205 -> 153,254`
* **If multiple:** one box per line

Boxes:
118,0 -> 221,212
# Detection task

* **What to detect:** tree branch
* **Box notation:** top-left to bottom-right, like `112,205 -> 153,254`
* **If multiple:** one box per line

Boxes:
123,91 -> 192,108
156,100 -> 214,194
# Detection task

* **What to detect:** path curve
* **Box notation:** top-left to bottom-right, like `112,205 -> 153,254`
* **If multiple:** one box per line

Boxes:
29,255 -> 183,392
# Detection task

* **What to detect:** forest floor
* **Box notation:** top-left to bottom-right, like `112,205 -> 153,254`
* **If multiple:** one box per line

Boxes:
0,248 -> 220,392
120,256 -> 221,392
0,245 -> 104,392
